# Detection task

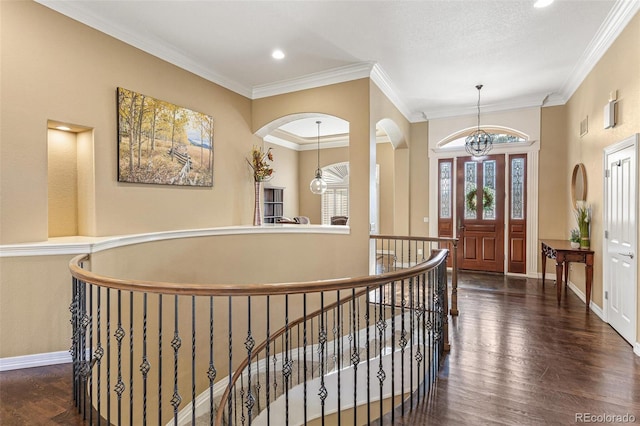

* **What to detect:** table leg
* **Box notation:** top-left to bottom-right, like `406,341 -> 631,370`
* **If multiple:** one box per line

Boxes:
541,244 -> 547,286
585,253 -> 594,312
564,262 -> 569,288
555,260 -> 563,304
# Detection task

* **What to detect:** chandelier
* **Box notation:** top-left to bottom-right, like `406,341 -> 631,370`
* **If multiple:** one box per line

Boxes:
465,84 -> 493,157
309,120 -> 327,194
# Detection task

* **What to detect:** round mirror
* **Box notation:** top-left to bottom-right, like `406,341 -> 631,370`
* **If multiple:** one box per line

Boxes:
571,163 -> 587,209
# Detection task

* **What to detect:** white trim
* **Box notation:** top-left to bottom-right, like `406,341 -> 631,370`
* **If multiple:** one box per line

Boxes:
557,0 -> 640,106
566,280 -> 605,321
423,94 -> 547,121
252,62 -> 375,99
0,350 -> 71,372
370,64 -> 415,123
0,225 -> 349,258
634,342 -> 640,357
36,0 -> 252,98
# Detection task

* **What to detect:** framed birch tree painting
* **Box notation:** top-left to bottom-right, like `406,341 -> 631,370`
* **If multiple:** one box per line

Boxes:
117,87 -> 214,186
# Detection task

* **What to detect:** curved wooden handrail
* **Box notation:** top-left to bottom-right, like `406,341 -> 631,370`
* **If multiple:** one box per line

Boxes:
213,251 -> 448,426
69,249 -> 449,297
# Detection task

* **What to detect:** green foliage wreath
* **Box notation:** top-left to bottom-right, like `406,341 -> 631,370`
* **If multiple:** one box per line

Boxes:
466,188 -> 494,211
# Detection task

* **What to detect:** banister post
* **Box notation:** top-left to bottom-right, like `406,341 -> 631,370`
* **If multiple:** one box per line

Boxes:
450,240 -> 459,316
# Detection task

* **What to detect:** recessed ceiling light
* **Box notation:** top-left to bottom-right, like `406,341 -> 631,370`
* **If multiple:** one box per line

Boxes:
56,126 -> 72,131
272,49 -> 285,60
534,0 -> 554,8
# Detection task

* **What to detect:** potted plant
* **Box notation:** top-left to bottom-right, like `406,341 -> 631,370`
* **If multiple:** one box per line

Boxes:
575,201 -> 591,249
569,228 -> 580,249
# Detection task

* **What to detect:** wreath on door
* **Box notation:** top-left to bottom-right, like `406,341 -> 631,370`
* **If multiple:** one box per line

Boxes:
466,188 -> 495,211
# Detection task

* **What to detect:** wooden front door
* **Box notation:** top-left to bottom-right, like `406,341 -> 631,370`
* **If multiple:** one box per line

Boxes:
456,155 -> 505,272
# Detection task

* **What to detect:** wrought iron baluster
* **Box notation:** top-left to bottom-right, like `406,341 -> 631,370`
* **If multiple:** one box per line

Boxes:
141,293 -> 149,426
158,294 -> 162,426
391,279 -> 396,425
318,292 -> 327,425
129,291 -> 134,426
376,282 -> 386,424
171,295 -> 182,424
265,295 -> 271,426
106,288 -> 111,426
88,284 -> 93,425
336,290 -> 342,426
303,294 -> 308,425
245,296 -> 255,424
191,296 -> 196,425
227,296 -> 233,425
115,289 -> 124,425
96,287 -> 102,423
208,296 -> 216,426
350,288 -> 359,426
365,286 -> 371,425
283,294 -> 290,426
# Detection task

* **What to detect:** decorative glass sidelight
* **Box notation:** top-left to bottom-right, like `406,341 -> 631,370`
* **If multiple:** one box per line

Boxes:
482,160 -> 496,220
464,161 -> 477,219
511,157 -> 525,220
439,161 -> 452,219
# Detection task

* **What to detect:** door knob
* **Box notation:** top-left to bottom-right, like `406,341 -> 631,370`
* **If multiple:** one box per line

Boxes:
619,252 -> 634,259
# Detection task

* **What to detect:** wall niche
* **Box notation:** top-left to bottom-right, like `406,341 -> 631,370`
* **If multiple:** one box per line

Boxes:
47,120 -> 95,238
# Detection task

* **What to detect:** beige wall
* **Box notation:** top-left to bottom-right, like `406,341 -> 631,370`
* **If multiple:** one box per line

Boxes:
264,142 -> 299,219
1,1 -> 257,244
538,105 -> 569,242
377,142 -> 395,234
48,129 -> 79,237
0,255 -> 76,357
370,81 -> 412,235
409,121 -> 430,236
0,3 -> 371,359
561,12 -> 640,337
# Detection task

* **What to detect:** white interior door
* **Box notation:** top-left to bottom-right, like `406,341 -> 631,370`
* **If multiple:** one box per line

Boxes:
604,135 -> 638,345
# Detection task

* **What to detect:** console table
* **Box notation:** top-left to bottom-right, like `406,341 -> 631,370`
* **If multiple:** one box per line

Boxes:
541,239 -> 594,311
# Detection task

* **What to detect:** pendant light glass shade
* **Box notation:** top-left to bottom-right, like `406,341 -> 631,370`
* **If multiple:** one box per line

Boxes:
310,120 -> 327,194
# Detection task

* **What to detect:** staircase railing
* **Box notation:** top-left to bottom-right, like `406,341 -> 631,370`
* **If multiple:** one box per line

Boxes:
69,236 -> 455,425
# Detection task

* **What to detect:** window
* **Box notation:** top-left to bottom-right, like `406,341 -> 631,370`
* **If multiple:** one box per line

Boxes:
322,187 -> 349,224
320,162 -> 349,225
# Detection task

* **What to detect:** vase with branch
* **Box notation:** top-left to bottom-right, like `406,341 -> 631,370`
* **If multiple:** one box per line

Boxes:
247,146 -> 274,226
575,201 -> 591,249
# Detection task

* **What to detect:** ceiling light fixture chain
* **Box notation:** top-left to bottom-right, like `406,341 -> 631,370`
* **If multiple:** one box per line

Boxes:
310,120 -> 327,194
464,84 -> 493,157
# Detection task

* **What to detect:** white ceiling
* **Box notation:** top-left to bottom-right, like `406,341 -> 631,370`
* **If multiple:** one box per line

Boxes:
39,0 -> 638,124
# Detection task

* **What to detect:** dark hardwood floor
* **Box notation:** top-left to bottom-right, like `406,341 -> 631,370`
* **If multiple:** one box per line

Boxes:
1,273 -> 639,425
396,272 -> 640,425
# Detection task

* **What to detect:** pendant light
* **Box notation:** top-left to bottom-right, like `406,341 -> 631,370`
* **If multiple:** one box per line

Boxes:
309,120 -> 327,194
465,84 -> 493,157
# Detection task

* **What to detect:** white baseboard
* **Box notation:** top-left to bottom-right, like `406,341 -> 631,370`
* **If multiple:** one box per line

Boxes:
0,350 -> 71,372
566,280 -> 605,320
634,342 -> 640,357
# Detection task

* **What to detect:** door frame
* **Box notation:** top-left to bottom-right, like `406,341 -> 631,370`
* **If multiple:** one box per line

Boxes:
429,141 -> 539,276
603,133 -> 638,349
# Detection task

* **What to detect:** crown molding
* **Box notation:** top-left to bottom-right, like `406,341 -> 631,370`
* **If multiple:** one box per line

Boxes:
423,94 -> 547,120
557,0 -> 640,104
369,64 -> 414,123
36,0 -> 253,98
252,62 -> 375,99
